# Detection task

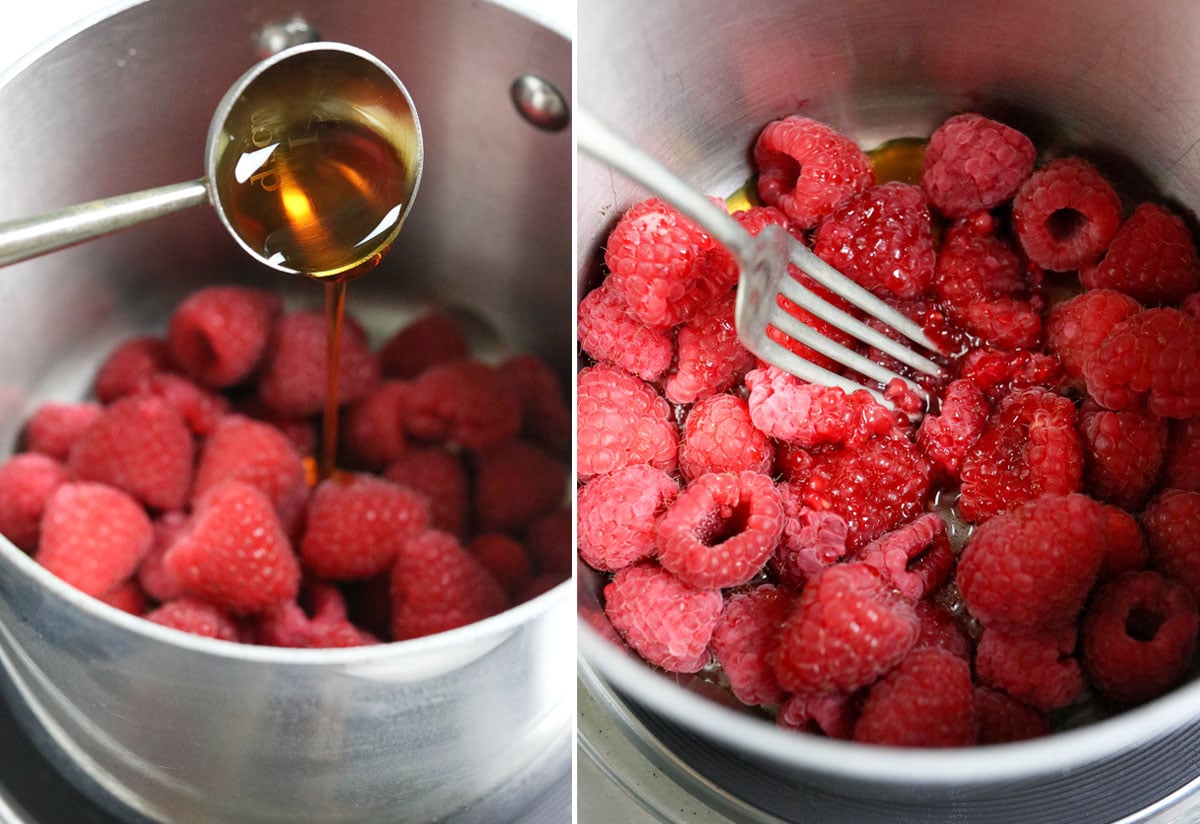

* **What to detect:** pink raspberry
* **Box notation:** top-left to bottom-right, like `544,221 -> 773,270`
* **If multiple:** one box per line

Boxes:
384,446 -> 469,537
1083,307 -> 1200,418
93,336 -> 174,403
497,354 -> 571,454
913,599 -> 971,660
1142,489 -> 1200,602
578,281 -> 674,382
137,511 -> 189,603
257,309 -> 380,416
578,464 -> 679,572
1045,289 -> 1142,383
745,365 -> 897,449
340,381 -> 408,471
656,471 -> 784,589
773,562 -> 918,694
403,359 -> 522,450
603,561 -> 722,673
525,506 -> 572,577
1080,203 -> 1200,305
192,414 -> 308,528
854,647 -> 975,747
136,373 -> 230,436
1012,157 -> 1122,271
854,513 -> 954,602
709,584 -> 792,706
36,482 -> 152,598
391,529 -> 509,640
377,310 -> 469,379
664,290 -> 755,405
679,394 -> 773,481
167,285 -> 281,388
146,598 -> 240,642
23,402 -> 103,462
576,364 -> 678,480
259,583 -> 378,648
916,378 -> 989,478
774,485 -> 849,588
467,533 -> 534,598
921,113 -> 1036,218
973,686 -> 1052,744
473,440 -> 568,532
0,453 -> 69,551
958,493 -> 1107,633
1078,400 -> 1167,508
975,625 -> 1084,712
776,692 -> 857,740
1081,570 -> 1199,704
812,182 -> 935,300
753,115 -> 875,229
1164,416 -> 1200,491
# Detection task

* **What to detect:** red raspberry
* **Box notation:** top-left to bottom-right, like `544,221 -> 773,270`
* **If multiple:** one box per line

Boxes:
497,354 -> 571,454
603,197 -> 737,328
0,453 -> 68,551
301,475 -> 429,579
753,116 -> 875,229
657,471 -> 784,589
1142,489 -> 1200,602
391,529 -> 509,640
164,481 -> 300,614
709,584 -> 792,706
921,113 -> 1036,218
745,366 -> 897,449
733,205 -> 804,238
146,598 -> 240,642
679,394 -> 773,481
812,182 -> 935,300
473,440 -> 567,532
1084,308 -> 1200,418
1081,570 -> 1199,704
167,285 -> 281,388
664,290 -> 755,405
957,346 -> 1064,403
602,561 -> 723,673
1012,157 -> 1122,271
916,378 -> 989,478
775,441 -> 816,484
234,397 -> 317,457
1077,400 -> 1167,508
193,415 -> 308,528
136,373 -> 230,436
403,359 -> 522,450
773,562 -> 918,695
577,464 -> 679,572
67,394 -> 194,511
23,402 -> 103,462
259,583 -> 378,648
36,482 -> 152,598
94,336 -> 174,403
101,580 -> 148,616
973,686 -> 1052,744
913,599 -> 971,660
802,433 -> 931,549
377,310 -> 469,379
774,485 -> 848,588
578,281 -> 674,382
257,309 -> 380,416
855,513 -> 954,602
1164,416 -> 1200,491
467,533 -> 534,598
384,446 -> 469,537
1080,203 -> 1200,305
1185,292 -> 1200,322
576,364 -> 678,480
339,381 -> 408,471
958,493 -> 1107,633
854,647 -> 975,747
1045,289 -> 1142,382
137,511 -> 189,603
525,507 -> 572,577
975,625 -> 1084,712
1099,504 -> 1149,582
958,387 -> 1082,522
776,692 -> 857,740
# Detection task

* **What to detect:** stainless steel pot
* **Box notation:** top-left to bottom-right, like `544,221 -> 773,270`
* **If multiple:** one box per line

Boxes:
0,1 -> 572,822
578,0 -> 1200,819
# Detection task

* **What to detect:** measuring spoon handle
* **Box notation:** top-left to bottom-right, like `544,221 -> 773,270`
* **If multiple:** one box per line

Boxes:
0,179 -> 210,268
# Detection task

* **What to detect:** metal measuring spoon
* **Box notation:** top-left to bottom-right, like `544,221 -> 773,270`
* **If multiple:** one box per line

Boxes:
0,42 -> 423,277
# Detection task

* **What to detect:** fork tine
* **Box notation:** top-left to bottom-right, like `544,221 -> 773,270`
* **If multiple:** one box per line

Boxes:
752,334 -> 895,409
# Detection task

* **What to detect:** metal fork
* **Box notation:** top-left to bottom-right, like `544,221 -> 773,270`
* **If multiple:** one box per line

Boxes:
576,108 -> 946,413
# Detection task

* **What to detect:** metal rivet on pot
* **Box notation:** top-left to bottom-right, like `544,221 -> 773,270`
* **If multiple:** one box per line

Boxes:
256,17 -> 320,57
510,74 -> 571,132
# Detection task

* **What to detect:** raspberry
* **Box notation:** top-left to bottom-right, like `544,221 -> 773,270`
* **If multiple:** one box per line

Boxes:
773,562 -> 918,695
467,533 -> 534,598
709,584 -> 792,706
101,580 -> 148,616
576,364 -> 678,480
975,625 -> 1084,712
403,359 -> 522,450
1080,203 -> 1200,305
958,493 -> 1107,633
916,378 -> 989,478
383,447 -> 469,537
146,598 -> 240,642
1142,489 -> 1200,602
957,346 -> 1064,402
745,366 -> 897,449
973,686 -> 1052,744
259,584 -> 377,648
257,309 -> 380,416
602,561 -> 723,673
1045,289 -> 1142,382
301,475 -> 429,580
1185,292 -> 1200,322
497,354 -> 571,454
1099,504 -> 1149,582
1012,157 -> 1122,271
1164,416 -> 1200,491
753,116 -> 875,229
167,285 -> 281,388
391,529 -> 509,640
67,394 -> 195,511
774,485 -> 848,587
855,513 -> 954,602
812,182 -> 935,300
136,373 -> 230,436
578,464 -> 679,572
377,310 -> 469,379
1081,570 -> 1199,704
36,482 -> 152,598
23,402 -> 103,462
775,441 -> 815,483
473,440 -> 567,532
664,290 -> 755,405
913,599 -> 971,660
1077,400 -> 1167,508
94,336 -> 174,403
776,692 -> 857,739
679,394 -> 773,481
0,453 -> 68,551
137,511 -> 189,603
1083,308 -> 1200,418
854,647 -> 975,747
164,481 -> 300,614
656,471 -> 784,589
957,387 -> 1082,522
578,281 -> 674,382
921,113 -> 1036,218
524,506 -> 572,577
192,415 -> 308,528
603,197 -> 737,328
339,381 -> 408,471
